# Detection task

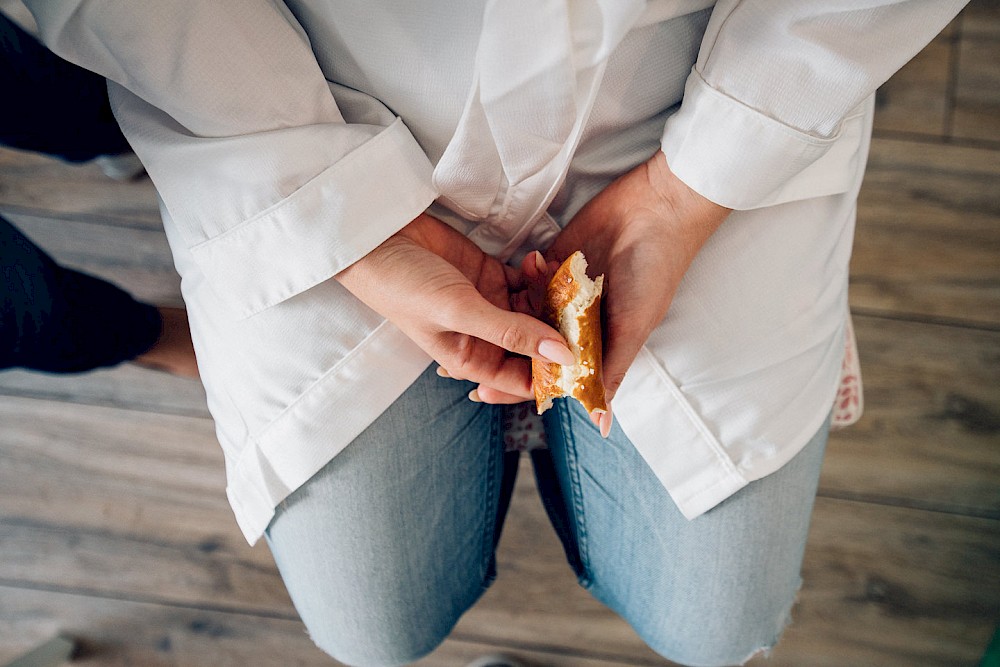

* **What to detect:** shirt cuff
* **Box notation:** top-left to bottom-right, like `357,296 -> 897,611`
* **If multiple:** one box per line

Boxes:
661,70 -> 870,211
189,118 -> 438,319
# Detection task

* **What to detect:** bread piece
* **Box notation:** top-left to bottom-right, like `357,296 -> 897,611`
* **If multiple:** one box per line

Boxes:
532,251 -> 608,415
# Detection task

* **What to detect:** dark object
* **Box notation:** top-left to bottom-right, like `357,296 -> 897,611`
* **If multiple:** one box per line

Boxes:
0,12 -> 131,162
0,215 -> 162,373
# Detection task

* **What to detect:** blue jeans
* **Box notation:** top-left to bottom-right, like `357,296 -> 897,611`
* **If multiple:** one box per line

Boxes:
265,364 -> 829,667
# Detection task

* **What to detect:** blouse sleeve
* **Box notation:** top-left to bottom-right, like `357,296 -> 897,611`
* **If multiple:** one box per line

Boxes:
24,0 -> 438,318
660,0 -> 967,210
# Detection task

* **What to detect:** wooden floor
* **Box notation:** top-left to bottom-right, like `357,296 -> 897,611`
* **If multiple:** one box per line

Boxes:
1,4 -> 998,666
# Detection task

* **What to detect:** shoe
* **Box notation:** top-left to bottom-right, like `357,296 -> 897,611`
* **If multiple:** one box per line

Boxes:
464,654 -> 525,667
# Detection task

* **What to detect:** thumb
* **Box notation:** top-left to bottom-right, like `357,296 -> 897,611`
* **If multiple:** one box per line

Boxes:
450,295 -> 576,366
600,323 -> 646,406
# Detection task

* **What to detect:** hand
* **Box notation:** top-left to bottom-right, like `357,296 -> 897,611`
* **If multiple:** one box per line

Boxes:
336,213 -> 575,403
546,151 -> 731,434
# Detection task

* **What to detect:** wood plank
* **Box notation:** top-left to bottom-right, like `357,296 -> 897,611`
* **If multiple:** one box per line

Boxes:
0,363 -> 209,418
4,210 -> 183,308
873,25 -> 955,137
962,0 -> 1000,40
851,137 -> 1000,326
0,586 -> 318,667
821,315 -> 1000,517
952,18 -> 1000,142
0,397 -> 290,615
763,498 -> 1000,667
951,0 -> 1000,141
0,587 -> 648,667
0,147 -> 161,229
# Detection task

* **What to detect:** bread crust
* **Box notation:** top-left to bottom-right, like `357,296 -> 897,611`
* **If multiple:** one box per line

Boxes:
532,251 -> 608,415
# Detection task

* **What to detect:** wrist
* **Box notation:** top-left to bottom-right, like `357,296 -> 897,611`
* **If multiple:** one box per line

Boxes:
644,150 -> 731,250
335,213 -> 435,289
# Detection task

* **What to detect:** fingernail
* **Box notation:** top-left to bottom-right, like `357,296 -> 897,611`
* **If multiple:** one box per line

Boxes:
538,339 -> 575,366
600,410 -> 613,438
468,388 -> 482,403
436,366 -> 451,378
534,251 -> 547,275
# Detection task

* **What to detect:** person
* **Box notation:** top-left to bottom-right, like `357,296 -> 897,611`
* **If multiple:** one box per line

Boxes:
18,1 -> 966,665
0,10 -> 196,378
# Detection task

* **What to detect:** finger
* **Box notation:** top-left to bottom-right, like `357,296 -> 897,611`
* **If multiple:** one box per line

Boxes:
445,294 -> 575,365
527,282 -> 544,316
435,365 -> 467,382
524,250 -> 548,281
599,409 -> 614,438
588,408 -> 614,439
520,251 -> 539,282
435,339 -> 535,399
600,317 -> 645,405
472,384 -> 532,405
542,243 -> 565,265
509,289 -> 532,315
509,286 -> 546,318
506,251 -> 548,291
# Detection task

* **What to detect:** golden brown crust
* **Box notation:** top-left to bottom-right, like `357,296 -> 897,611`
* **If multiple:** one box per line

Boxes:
572,295 -> 607,414
531,356 -> 561,414
532,252 -> 608,415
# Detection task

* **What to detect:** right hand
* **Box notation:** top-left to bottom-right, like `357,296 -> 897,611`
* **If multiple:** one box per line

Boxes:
335,213 -> 575,402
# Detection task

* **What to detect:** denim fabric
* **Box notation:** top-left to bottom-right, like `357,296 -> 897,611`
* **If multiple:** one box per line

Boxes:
265,364 -> 830,667
539,399 -> 828,666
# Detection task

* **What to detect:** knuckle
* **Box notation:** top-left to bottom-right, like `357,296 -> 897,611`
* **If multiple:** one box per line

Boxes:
436,302 -> 464,331
605,370 -> 627,393
499,325 -> 528,354
438,287 -> 478,327
448,334 -> 477,375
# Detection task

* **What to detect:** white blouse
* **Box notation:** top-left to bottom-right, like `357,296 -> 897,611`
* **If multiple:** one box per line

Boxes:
25,0 -> 965,543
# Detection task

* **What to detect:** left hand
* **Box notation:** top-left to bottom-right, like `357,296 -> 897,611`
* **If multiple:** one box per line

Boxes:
545,150 -> 731,434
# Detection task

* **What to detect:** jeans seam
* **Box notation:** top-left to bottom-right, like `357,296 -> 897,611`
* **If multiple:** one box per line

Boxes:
479,404 -> 502,588
558,402 -> 592,588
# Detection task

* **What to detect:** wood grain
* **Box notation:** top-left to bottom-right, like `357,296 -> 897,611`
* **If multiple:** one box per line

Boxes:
961,0 -> 1000,40
0,397 -> 290,615
0,586 -> 650,667
0,363 -> 209,418
851,137 -> 1000,326
822,315 -> 1000,517
765,498 -> 1000,667
0,147 -> 161,229
873,26 -> 954,137
952,21 -> 1000,142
